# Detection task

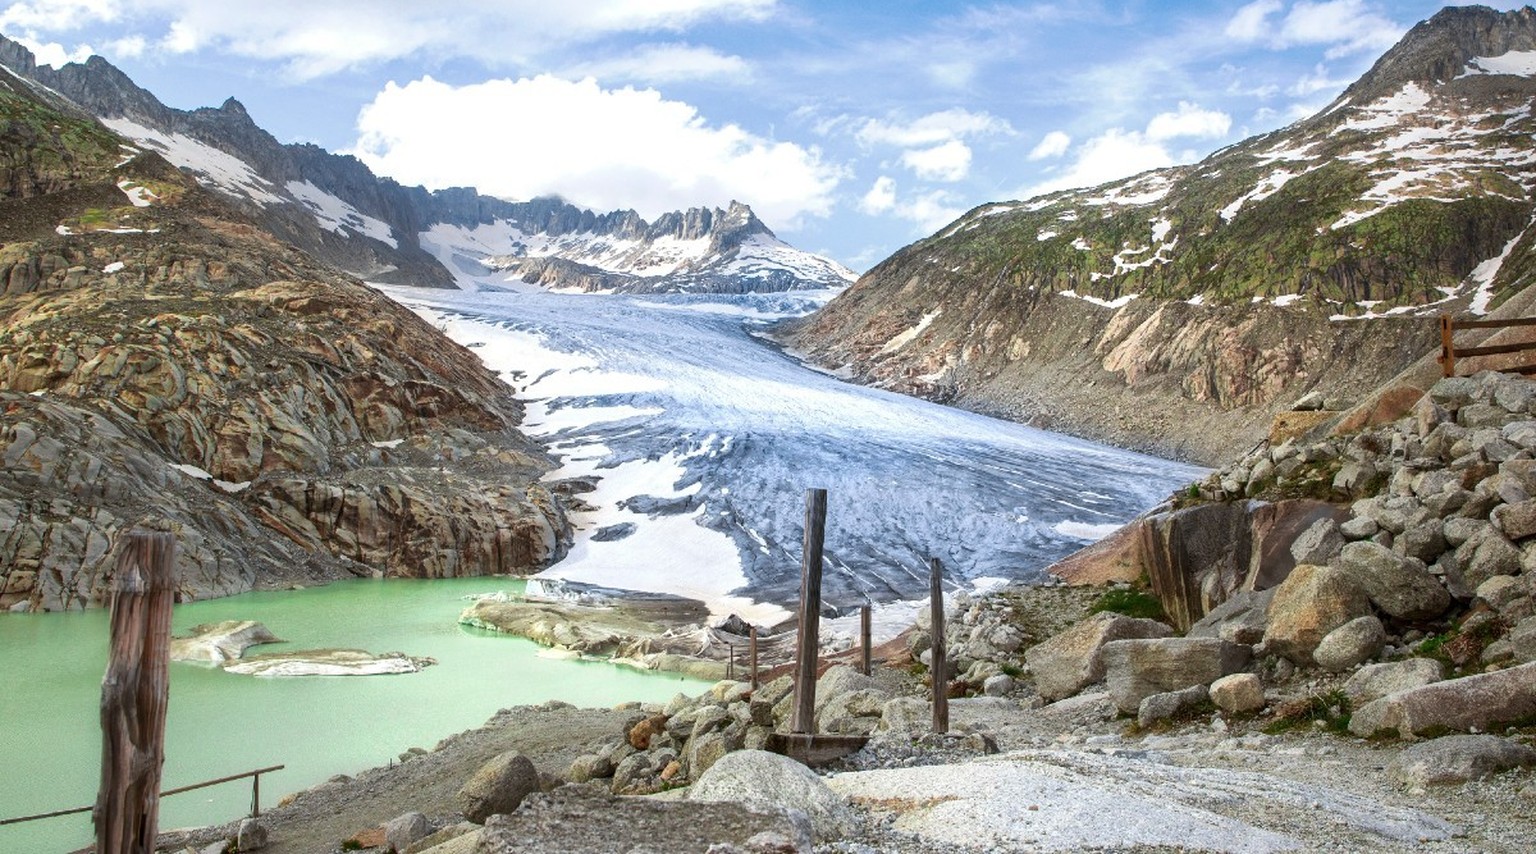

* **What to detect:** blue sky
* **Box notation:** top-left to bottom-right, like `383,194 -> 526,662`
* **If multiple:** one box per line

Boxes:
0,1 -> 1508,270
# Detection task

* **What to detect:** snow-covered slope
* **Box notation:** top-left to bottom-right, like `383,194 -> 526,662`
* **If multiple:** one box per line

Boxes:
428,200 -> 856,294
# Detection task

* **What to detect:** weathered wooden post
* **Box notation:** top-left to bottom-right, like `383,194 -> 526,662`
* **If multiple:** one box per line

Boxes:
929,557 -> 949,734
860,605 -> 873,676
748,626 -> 759,689
791,488 -> 828,734
96,529 -> 177,854
1440,314 -> 1456,378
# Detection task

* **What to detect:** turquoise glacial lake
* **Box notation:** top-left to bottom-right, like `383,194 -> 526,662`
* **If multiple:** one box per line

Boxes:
0,577 -> 707,852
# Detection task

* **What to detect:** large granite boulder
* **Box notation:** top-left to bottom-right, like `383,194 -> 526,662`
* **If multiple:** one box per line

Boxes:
689,749 -> 855,842
1312,615 -> 1386,672
1100,637 -> 1252,714
1389,735 -> 1536,786
1342,658 -> 1446,706
1334,541 -> 1451,620
1349,662 -> 1536,737
1025,612 -> 1173,702
1263,564 -> 1371,665
457,751 -> 539,823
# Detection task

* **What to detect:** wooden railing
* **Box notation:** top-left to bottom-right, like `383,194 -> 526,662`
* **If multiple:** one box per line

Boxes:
0,764 -> 285,828
1439,314 -> 1536,377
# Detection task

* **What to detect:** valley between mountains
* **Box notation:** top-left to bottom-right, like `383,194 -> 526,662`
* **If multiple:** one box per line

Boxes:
3,5 -> 1536,854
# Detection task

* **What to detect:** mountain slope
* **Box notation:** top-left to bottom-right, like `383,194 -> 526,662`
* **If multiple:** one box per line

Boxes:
0,36 -> 853,294
0,66 -> 567,611
782,5 -> 1536,465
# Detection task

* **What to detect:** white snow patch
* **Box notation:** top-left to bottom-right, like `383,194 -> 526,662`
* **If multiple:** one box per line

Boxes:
371,439 -> 406,449
1468,231 -> 1524,315
101,117 -> 283,204
170,463 -> 213,480
878,310 -> 941,355
1036,230 -> 1058,241
1463,50 -> 1536,77
285,180 -> 397,248
1071,236 -> 1092,251
1334,82 -> 1432,134
1059,290 -> 1139,310
1220,169 -> 1303,222
102,261 -> 125,274
55,225 -> 73,236
116,178 -> 155,207
1272,294 -> 1303,307
1185,294 -> 1205,306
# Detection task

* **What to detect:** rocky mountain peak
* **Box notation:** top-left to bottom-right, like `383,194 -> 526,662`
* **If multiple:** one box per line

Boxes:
1340,4 -> 1536,104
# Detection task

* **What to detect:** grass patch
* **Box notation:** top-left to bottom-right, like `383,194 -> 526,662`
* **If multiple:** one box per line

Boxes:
1088,588 -> 1166,622
1263,688 -> 1351,735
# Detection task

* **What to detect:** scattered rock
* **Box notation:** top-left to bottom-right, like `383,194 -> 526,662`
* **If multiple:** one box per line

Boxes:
1100,637 -> 1251,714
1342,658 -> 1445,706
1024,612 -> 1173,702
1312,615 -> 1386,672
1348,661 -> 1536,738
457,751 -> 539,824
1138,684 -> 1209,728
1209,673 -> 1266,713
1389,735 -> 1536,786
689,750 -> 856,842
384,811 -> 431,852
1263,564 -> 1371,665
235,817 -> 267,852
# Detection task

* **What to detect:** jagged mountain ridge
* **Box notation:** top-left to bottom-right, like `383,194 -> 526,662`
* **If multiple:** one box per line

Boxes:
0,35 -> 854,294
782,4 -> 1536,466
0,65 -> 568,611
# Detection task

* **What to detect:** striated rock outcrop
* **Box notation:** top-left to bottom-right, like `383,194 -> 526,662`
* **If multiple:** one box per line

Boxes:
0,64 -> 567,611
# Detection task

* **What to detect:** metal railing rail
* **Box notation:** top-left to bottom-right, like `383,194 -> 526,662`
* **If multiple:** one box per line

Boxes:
0,764 -> 284,827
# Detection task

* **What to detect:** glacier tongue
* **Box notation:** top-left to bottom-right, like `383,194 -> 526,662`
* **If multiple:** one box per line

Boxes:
381,285 -> 1202,622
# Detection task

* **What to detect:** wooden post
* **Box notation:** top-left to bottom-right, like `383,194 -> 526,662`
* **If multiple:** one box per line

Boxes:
96,530 -> 176,854
726,643 -> 735,681
860,605 -> 873,676
791,488 -> 828,734
929,557 -> 949,734
1441,314 -> 1456,378
748,626 -> 759,690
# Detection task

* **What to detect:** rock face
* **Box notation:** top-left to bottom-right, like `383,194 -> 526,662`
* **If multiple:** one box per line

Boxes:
782,6 -> 1536,465
0,70 -> 568,610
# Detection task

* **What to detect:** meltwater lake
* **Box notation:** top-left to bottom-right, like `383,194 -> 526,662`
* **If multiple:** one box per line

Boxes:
0,577 -> 705,852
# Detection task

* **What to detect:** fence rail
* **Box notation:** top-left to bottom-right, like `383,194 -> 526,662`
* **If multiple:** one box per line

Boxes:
0,765 -> 284,828
1440,314 -> 1536,377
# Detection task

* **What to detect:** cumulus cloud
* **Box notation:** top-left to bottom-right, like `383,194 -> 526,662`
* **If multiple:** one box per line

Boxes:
855,175 -> 963,232
859,175 -> 896,215
1224,0 -> 1403,59
349,75 -> 840,231
0,0 -> 779,78
1027,131 -> 1071,161
11,35 -> 93,66
1145,102 -> 1231,141
558,43 -> 751,84
1020,103 -> 1231,198
900,139 -> 972,182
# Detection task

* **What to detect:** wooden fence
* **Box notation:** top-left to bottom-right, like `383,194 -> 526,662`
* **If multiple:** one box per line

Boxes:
1439,314 -> 1536,377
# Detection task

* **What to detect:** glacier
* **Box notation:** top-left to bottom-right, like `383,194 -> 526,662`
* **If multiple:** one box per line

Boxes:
379,284 -> 1204,627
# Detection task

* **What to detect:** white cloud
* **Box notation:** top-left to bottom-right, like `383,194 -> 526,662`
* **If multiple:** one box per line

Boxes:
0,0 -> 779,79
349,75 -> 840,231
559,42 -> 750,84
900,139 -> 971,182
855,108 -> 1013,148
1025,128 -> 1175,197
855,176 -> 963,232
1288,63 -> 1346,96
1224,0 -> 1283,42
1145,102 -> 1231,141
10,34 -> 93,66
1223,0 -> 1403,59
0,0 -> 119,32
859,175 -> 896,215
107,32 -> 146,57
1028,130 -> 1071,160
